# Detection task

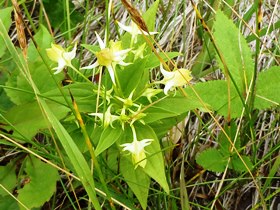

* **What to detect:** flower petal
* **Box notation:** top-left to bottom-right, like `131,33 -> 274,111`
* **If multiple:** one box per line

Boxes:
121,138 -> 153,168
117,21 -> 133,34
107,65 -> 116,85
81,61 -> 99,69
95,32 -> 106,49
160,64 -> 174,79
63,42 -> 77,62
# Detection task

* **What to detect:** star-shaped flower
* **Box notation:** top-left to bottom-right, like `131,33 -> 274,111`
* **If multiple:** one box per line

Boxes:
141,88 -> 162,103
159,64 -> 192,95
46,43 -> 77,74
121,126 -> 153,168
89,105 -> 120,128
82,32 -> 131,84
117,21 -> 157,43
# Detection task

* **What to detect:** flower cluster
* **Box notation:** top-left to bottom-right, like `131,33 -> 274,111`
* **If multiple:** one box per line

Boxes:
45,20 -> 193,170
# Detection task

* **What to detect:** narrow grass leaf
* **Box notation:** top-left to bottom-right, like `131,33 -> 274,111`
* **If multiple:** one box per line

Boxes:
0,7 -> 13,58
0,20 -> 102,210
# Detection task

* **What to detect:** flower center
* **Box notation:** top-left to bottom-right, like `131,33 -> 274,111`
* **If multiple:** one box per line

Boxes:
96,48 -> 114,66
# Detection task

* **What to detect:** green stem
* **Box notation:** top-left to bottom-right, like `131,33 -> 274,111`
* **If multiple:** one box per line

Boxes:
65,0 -> 71,39
70,93 -> 116,210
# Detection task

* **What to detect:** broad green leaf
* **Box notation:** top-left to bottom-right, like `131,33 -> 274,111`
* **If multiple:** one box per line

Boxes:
149,114 -> 186,139
5,26 -> 63,105
229,155 -> 253,172
0,17 -> 102,209
117,58 -> 147,97
0,52 -> 14,112
0,162 -> 16,196
143,0 -> 159,31
0,195 -> 19,210
27,25 -> 53,65
33,97 -> 102,209
255,66 -> 280,109
67,125 -> 88,153
95,126 -> 123,156
213,10 -> 254,94
184,80 -> 244,118
3,101 -> 69,139
218,124 -> 241,156
143,94 -> 202,123
145,52 -> 181,69
136,124 -> 169,194
6,61 -> 63,105
120,156 -> 150,209
196,148 -> 227,173
17,156 -> 59,210
0,7 -> 12,58
103,145 -> 120,173
43,82 -> 97,113
4,25 -> 59,105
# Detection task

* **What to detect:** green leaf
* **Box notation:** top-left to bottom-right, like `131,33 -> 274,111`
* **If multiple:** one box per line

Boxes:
196,148 -> 227,173
218,124 -> 241,156
120,156 -> 150,209
2,101 -> 69,139
213,10 -> 254,93
0,16 -> 101,209
117,59 -> 147,97
27,25 -> 53,65
17,156 -> 59,210
149,114 -> 186,139
0,53 -> 14,112
5,26 -> 63,105
255,66 -> 280,109
143,94 -> 202,123
184,80 -> 244,118
36,98 -> 102,209
143,0 -> 159,31
95,126 -> 123,156
43,82 -> 97,113
6,61 -> 63,105
136,124 -> 169,194
145,52 -> 181,69
0,162 -> 16,196
0,195 -> 19,210
0,7 -> 13,58
229,155 -> 253,172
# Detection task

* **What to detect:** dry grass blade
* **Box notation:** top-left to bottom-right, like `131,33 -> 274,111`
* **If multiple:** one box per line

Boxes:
121,0 -> 149,32
11,0 -> 27,58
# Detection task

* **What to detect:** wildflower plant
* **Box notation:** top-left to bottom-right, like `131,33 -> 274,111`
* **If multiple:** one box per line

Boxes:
1,1 -> 280,210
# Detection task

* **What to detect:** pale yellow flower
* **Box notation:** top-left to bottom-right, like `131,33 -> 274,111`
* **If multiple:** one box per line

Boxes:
82,32 -> 131,84
160,64 -> 192,95
141,88 -> 162,103
121,126 -> 153,168
46,43 -> 77,74
89,105 -> 119,128
117,21 -> 157,43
